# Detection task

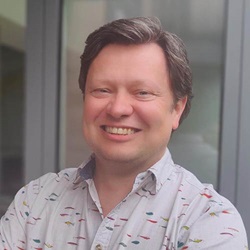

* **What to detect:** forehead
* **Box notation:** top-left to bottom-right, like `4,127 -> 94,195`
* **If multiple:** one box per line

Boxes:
86,43 -> 172,93
88,43 -> 168,75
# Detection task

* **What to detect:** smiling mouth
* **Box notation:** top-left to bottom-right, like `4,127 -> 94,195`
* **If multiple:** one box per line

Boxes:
101,126 -> 139,135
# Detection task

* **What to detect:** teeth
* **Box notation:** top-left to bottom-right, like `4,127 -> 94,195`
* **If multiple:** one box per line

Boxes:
105,126 -> 136,135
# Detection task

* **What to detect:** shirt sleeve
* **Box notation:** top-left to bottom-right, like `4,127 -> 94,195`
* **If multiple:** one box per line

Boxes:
0,186 -> 28,249
0,174 -> 49,249
178,197 -> 248,249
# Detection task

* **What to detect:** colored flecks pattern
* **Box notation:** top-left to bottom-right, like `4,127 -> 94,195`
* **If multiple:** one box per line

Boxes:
0,150 -> 248,249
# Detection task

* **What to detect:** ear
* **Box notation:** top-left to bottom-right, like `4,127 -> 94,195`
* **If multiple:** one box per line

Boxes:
172,96 -> 187,130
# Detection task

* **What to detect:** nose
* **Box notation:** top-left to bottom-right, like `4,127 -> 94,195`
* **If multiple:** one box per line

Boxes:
106,92 -> 133,119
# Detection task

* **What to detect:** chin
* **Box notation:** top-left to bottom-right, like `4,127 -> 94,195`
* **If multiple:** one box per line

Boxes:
97,149 -> 140,164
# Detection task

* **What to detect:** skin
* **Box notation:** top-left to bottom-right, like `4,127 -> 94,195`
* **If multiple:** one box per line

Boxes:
83,43 -> 187,216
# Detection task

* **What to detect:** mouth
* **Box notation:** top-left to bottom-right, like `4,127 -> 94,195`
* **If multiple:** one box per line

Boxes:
101,126 -> 140,135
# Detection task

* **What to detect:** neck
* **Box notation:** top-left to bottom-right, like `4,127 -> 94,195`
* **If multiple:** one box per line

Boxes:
93,156 -> 140,197
93,165 -> 136,217
92,152 -> 165,217
93,157 -> 149,217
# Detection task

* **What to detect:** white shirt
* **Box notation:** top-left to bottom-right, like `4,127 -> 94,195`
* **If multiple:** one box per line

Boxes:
0,149 -> 248,249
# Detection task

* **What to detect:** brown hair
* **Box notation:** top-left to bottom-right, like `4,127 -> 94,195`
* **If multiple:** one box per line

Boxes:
79,17 -> 193,124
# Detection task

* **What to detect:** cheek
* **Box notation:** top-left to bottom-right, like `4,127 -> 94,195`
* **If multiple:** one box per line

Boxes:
84,98 -> 98,119
82,100 -> 95,137
83,103 -> 92,122
83,98 -> 107,126
82,102 -> 96,147
136,104 -> 168,129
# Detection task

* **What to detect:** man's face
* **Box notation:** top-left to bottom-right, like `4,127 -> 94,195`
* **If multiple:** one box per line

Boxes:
83,43 -> 186,169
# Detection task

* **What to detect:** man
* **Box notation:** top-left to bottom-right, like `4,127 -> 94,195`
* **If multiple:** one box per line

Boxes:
0,17 -> 248,249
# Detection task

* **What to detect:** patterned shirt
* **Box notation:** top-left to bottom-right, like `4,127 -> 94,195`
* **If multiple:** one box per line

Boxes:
0,149 -> 248,249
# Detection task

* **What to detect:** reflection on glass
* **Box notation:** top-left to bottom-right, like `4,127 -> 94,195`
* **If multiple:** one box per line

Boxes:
61,0 -> 226,189
0,1 -> 26,216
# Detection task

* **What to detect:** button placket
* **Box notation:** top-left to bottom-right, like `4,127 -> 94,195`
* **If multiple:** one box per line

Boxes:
91,210 -> 118,250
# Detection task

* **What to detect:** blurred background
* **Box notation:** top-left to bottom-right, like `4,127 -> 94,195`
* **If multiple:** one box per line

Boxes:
0,0 -> 249,239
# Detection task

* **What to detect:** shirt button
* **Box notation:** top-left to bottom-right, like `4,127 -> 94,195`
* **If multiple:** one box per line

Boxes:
95,244 -> 102,250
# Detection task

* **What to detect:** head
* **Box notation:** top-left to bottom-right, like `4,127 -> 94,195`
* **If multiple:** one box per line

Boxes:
79,16 -> 193,125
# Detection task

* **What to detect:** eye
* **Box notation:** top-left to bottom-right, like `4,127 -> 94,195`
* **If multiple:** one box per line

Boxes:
138,90 -> 150,96
97,88 -> 109,93
91,88 -> 111,98
135,90 -> 156,101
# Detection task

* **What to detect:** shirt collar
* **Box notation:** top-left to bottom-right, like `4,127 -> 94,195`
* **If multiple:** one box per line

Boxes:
74,148 -> 175,192
147,148 -> 175,192
74,154 -> 95,185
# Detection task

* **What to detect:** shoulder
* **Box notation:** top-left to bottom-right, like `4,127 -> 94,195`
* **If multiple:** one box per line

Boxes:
25,168 -> 78,192
0,168 -> 79,248
24,168 -> 78,202
5,168 -> 79,216
170,164 -> 222,201
171,164 -> 239,218
169,165 -> 248,248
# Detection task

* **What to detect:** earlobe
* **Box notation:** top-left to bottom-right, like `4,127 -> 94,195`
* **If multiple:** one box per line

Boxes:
172,96 -> 187,130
